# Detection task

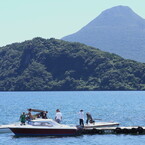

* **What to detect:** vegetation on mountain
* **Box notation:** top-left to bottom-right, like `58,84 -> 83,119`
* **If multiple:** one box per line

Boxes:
0,37 -> 145,91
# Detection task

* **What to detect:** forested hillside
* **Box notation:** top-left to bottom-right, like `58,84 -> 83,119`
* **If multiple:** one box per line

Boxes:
0,37 -> 145,91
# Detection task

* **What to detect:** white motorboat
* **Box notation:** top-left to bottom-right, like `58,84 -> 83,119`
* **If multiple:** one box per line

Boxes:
9,119 -> 80,136
84,121 -> 119,129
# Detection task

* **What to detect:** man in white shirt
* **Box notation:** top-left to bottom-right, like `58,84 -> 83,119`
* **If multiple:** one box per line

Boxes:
78,110 -> 84,127
55,109 -> 62,123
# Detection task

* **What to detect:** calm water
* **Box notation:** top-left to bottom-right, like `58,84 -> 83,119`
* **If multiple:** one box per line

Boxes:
0,91 -> 145,145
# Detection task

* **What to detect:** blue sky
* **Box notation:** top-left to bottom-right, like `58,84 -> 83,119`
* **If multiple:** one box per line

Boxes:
0,0 -> 145,46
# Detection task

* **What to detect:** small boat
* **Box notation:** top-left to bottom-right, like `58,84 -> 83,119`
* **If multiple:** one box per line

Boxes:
0,122 -> 22,133
84,121 -> 119,129
0,125 -> 12,133
0,123 -> 20,133
9,119 -> 80,136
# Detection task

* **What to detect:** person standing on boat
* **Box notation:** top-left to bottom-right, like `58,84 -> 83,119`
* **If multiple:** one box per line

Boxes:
26,110 -> 34,124
78,110 -> 84,127
55,109 -> 62,123
86,112 -> 95,124
20,112 -> 26,125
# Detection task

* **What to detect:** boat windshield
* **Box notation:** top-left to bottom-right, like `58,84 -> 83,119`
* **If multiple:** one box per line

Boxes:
32,122 -> 53,127
30,119 -> 61,127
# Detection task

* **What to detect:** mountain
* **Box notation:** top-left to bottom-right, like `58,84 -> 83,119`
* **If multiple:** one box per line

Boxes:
62,6 -> 145,62
0,37 -> 145,91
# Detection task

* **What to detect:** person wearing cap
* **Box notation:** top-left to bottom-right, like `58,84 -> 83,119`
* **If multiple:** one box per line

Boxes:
55,109 -> 62,123
78,110 -> 84,127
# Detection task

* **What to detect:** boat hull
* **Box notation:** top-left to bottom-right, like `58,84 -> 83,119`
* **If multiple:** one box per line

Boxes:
9,128 -> 78,136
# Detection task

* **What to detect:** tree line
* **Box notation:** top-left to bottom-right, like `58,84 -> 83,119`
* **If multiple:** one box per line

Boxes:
0,37 -> 145,91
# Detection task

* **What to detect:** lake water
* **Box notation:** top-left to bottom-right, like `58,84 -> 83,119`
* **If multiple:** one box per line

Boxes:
0,91 -> 145,145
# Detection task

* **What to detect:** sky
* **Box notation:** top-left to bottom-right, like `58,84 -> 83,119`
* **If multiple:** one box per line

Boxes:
0,0 -> 145,47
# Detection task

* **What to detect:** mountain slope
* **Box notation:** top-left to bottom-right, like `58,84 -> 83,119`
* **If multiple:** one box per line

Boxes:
0,37 -> 145,91
62,5 -> 145,62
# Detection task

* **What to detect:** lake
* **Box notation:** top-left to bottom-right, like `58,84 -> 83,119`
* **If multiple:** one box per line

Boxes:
0,91 -> 145,145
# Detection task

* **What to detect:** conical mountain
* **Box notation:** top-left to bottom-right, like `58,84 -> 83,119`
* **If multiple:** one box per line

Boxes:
62,6 -> 145,62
